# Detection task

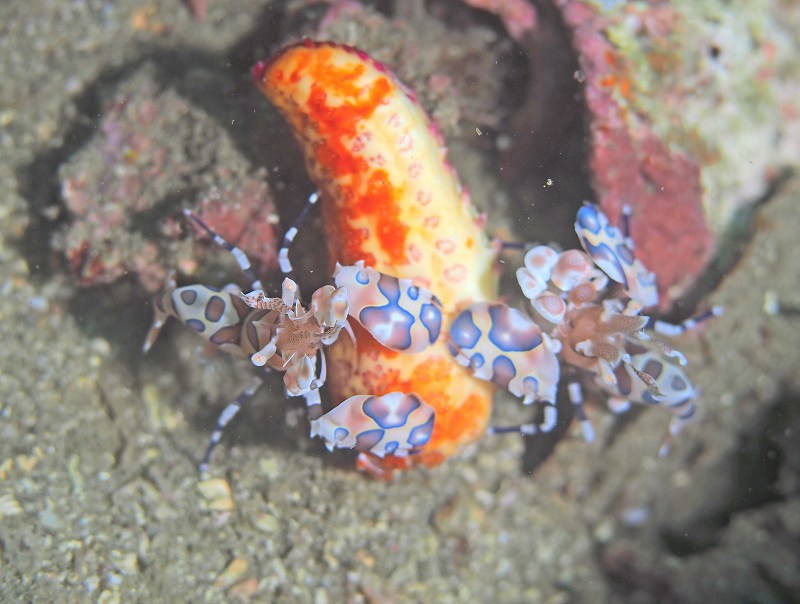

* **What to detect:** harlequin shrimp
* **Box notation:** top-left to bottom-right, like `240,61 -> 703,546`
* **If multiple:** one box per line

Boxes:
446,302 -> 563,438
515,202 -> 721,454
144,203 -> 437,471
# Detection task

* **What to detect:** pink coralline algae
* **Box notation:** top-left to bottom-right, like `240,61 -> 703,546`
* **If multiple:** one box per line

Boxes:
555,0 -> 713,310
460,0 -> 538,41
187,0 -> 208,21
192,176 -> 278,274
54,66 -> 277,292
496,0 -> 799,310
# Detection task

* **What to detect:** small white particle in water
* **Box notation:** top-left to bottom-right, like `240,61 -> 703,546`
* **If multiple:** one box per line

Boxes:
28,296 -> 48,311
91,338 -> 111,356
65,77 -> 82,95
621,506 -> 649,526
672,470 -> 691,488
763,290 -> 779,315
496,134 -> 511,151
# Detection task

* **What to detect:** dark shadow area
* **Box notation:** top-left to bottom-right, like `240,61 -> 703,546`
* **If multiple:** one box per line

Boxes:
182,370 -> 360,473
661,388 -> 795,556
189,377 -> 304,465
498,0 -> 594,246
600,544 -> 679,604
520,379 -> 576,474
596,389 -> 799,602
138,326 -> 322,466
755,560 -> 800,604
67,278 -> 156,366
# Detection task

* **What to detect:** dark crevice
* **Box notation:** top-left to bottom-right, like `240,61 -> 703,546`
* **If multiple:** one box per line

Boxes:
126,191 -> 200,238
66,278 -> 155,365
499,0 -> 594,245
755,561 -> 800,604
661,388 -> 796,556
596,391 -> 799,599
16,81 -> 103,279
599,543 -> 679,604
520,379 -> 576,474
